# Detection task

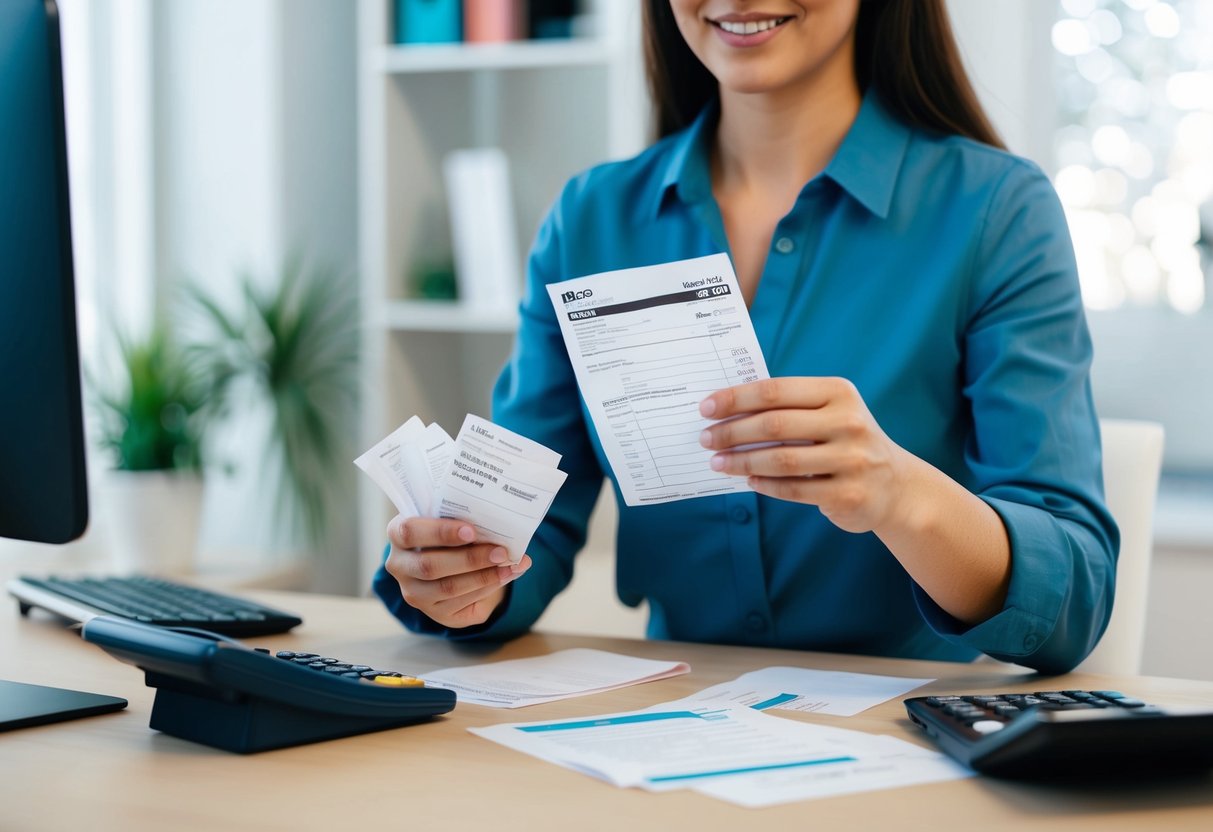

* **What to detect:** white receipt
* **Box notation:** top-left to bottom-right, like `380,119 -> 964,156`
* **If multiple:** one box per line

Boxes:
423,648 -> 690,708
671,667 -> 934,717
355,414 -> 566,564
546,253 -> 770,506
434,415 -> 568,563
353,416 -> 434,518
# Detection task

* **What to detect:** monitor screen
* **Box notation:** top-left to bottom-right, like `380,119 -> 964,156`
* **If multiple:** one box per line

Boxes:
0,0 -> 89,544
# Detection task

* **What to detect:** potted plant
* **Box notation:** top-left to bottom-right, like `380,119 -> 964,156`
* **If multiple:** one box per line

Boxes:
92,325 -> 209,575
186,256 -> 360,553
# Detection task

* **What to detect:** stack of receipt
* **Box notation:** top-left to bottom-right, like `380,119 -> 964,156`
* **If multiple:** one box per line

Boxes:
356,414 -> 567,564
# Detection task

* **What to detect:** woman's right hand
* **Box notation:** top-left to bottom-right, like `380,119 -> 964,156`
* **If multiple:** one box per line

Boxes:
383,516 -> 530,629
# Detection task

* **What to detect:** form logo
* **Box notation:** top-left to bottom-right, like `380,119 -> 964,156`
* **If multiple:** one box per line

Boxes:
561,289 -> 593,304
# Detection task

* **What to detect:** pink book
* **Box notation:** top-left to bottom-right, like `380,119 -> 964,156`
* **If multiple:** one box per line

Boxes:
464,0 -> 523,42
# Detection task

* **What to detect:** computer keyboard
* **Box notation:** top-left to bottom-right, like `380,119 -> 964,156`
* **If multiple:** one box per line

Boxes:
8,575 -> 302,636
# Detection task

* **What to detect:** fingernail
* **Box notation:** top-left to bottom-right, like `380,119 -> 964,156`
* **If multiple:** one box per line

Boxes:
699,397 -> 716,417
509,562 -> 527,575
457,525 -> 475,543
489,547 -> 508,564
699,429 -> 713,448
709,454 -> 726,471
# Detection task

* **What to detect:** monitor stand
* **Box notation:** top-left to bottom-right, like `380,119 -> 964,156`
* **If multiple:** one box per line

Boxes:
0,679 -> 126,731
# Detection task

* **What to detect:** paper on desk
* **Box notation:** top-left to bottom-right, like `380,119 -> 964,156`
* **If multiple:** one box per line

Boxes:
689,733 -> 971,808
671,666 -> 933,717
355,414 -> 567,564
469,703 -> 969,804
546,253 -> 770,506
422,648 -> 689,708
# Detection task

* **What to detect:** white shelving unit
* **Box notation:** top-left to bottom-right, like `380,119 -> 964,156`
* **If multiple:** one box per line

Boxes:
356,0 -> 647,586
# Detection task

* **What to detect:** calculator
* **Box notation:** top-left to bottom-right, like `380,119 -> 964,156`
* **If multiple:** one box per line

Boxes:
81,615 -> 456,753
904,690 -> 1213,778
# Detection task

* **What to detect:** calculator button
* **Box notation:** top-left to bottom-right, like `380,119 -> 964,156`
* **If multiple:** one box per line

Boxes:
368,675 -> 426,687
924,696 -> 962,707
1110,698 -> 1146,708
970,720 -> 1006,734
1092,690 -> 1125,700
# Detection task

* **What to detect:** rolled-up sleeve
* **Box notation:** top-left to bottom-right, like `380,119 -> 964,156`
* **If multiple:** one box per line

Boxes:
912,160 -> 1120,675
373,185 -> 605,641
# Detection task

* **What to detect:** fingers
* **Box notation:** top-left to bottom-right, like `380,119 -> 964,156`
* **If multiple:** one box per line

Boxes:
433,584 -> 510,629
708,441 -> 850,478
700,377 -> 857,421
388,516 -> 476,550
388,541 -> 523,585
700,409 -> 823,450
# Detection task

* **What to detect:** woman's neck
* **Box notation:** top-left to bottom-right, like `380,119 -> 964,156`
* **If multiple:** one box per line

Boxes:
713,65 -> 862,200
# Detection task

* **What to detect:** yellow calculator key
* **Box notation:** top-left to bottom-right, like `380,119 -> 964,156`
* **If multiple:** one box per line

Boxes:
369,675 -> 425,687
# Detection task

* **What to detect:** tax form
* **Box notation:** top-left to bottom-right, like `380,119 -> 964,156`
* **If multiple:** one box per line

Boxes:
470,702 -> 969,805
546,254 -> 769,506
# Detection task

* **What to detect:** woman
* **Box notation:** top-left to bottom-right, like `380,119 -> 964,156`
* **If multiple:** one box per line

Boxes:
374,0 -> 1118,674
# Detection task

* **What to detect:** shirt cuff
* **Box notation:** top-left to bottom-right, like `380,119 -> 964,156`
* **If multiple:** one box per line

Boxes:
912,496 -> 1070,663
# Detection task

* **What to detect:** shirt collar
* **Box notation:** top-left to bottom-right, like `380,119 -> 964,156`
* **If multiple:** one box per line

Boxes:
652,100 -> 719,218
652,92 -> 912,221
821,93 -> 911,219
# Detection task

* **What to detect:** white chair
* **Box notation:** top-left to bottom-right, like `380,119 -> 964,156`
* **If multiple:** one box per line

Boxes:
1077,418 -> 1165,675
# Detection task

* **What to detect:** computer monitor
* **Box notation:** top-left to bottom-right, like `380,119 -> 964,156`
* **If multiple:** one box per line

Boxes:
0,0 -> 127,730
0,0 -> 88,543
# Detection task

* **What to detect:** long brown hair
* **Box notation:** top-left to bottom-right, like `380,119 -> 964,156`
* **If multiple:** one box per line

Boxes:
642,0 -> 1005,149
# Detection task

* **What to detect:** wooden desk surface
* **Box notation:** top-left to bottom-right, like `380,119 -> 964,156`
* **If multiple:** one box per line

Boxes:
3,590 -> 1212,831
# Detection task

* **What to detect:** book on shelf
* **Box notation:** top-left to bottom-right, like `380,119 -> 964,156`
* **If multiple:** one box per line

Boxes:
443,147 -> 521,311
395,0 -> 461,45
463,0 -> 524,43
395,0 -> 586,45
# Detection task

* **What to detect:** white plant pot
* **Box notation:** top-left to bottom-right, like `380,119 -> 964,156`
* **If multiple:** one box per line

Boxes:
102,470 -> 204,576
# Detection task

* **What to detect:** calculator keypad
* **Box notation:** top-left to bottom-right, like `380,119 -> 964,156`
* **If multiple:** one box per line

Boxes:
273,651 -> 427,687
921,690 -> 1148,737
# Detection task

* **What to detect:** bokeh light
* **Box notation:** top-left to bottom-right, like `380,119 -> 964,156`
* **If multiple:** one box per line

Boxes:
1053,0 -> 1212,314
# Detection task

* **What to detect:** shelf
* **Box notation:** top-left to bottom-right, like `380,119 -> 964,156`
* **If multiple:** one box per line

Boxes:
378,300 -> 519,333
375,39 -> 615,74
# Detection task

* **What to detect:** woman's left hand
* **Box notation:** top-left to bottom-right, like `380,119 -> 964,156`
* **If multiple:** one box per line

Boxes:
699,377 -> 912,534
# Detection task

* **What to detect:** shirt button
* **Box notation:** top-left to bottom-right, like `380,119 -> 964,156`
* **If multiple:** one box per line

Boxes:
774,237 -> 795,254
730,505 -> 751,524
745,612 -> 767,633
1023,633 -> 1041,651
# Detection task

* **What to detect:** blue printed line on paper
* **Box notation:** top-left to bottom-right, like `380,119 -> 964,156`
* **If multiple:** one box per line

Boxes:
645,755 -> 858,784
517,711 -> 707,733
750,693 -> 799,710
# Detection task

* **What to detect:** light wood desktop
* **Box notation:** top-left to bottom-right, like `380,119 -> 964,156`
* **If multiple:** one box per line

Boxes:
3,589 -> 1212,831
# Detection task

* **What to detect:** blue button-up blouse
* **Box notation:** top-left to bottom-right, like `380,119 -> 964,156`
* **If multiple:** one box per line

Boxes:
374,93 -> 1119,674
